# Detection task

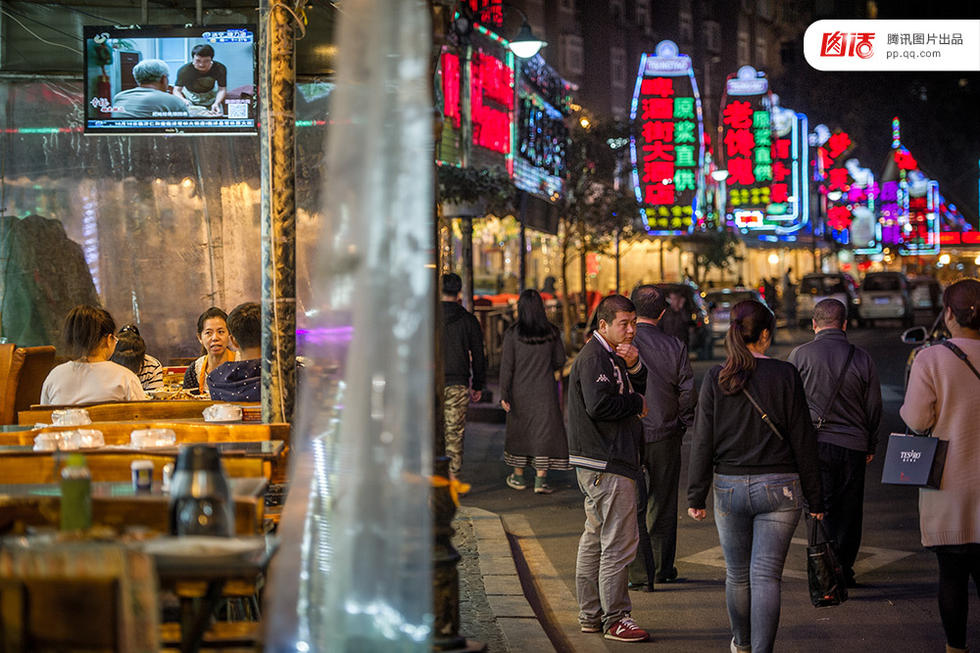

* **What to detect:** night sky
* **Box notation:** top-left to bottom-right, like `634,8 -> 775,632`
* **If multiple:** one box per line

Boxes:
774,1 -> 980,222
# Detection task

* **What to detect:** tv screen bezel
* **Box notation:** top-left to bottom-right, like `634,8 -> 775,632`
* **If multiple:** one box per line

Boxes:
82,23 -> 259,136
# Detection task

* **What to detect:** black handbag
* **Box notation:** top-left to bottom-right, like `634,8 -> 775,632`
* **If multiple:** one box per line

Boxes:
806,516 -> 848,607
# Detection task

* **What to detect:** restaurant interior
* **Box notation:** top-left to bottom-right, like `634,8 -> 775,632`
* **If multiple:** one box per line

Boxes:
0,1 -> 439,651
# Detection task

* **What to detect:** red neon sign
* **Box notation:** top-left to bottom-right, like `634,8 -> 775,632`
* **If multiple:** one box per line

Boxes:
441,52 -> 461,128
470,50 -> 513,155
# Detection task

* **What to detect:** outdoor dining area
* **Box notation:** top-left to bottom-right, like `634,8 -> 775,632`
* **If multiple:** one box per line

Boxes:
0,359 -> 290,652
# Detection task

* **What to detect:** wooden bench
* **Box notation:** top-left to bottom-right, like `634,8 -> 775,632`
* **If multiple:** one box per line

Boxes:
18,400 -> 261,425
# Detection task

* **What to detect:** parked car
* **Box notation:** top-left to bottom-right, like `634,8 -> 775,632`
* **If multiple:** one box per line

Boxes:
858,271 -> 913,327
704,288 -> 768,341
796,272 -> 860,327
908,276 -> 943,314
900,310 -> 948,389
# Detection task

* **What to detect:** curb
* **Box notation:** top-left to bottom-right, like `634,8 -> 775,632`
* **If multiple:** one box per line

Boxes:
461,506 -> 555,653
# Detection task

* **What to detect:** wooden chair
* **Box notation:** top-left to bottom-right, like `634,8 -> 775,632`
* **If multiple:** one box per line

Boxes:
0,345 -> 56,425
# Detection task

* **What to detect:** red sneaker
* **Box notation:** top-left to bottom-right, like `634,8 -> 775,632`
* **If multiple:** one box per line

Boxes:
604,615 -> 649,642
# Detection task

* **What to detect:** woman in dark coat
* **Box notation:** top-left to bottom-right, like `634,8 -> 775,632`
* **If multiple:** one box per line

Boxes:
500,289 -> 569,494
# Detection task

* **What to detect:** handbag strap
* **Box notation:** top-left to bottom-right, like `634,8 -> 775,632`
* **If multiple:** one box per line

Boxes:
815,345 -> 855,430
743,387 -> 784,441
942,341 -> 980,381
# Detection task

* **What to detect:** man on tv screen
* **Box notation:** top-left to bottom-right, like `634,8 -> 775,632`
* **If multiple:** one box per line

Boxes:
173,44 -> 227,115
111,59 -> 189,119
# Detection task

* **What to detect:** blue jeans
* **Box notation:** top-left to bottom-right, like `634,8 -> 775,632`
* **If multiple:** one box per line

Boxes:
713,473 -> 802,653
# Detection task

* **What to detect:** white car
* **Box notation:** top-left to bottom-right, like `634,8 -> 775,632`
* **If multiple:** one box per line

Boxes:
858,272 -> 912,327
796,273 -> 859,327
705,288 -> 767,340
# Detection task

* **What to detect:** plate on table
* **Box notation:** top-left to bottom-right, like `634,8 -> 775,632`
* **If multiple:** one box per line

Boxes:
142,536 -> 267,565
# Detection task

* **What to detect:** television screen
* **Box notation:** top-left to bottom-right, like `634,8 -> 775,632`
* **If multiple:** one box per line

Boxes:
83,24 -> 258,135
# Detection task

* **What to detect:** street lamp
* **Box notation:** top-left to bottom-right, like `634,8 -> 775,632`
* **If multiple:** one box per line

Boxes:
508,20 -> 546,58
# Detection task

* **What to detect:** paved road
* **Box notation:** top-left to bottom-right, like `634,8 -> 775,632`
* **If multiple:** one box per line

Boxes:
459,319 -> 976,652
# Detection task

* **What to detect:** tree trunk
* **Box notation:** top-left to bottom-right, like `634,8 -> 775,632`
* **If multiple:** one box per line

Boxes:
560,222 -> 573,347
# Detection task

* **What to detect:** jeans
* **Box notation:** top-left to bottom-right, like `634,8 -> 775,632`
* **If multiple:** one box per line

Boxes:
575,468 -> 638,631
714,473 -> 802,653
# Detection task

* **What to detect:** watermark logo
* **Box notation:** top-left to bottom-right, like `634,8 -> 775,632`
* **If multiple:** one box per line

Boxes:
819,31 -> 875,58
804,19 -> 980,71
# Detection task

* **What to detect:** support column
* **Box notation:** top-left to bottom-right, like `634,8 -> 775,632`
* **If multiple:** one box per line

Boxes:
518,194 -> 528,293
461,217 -> 474,311
259,0 -> 297,424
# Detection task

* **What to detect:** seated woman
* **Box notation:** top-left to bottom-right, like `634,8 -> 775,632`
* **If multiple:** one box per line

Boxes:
41,305 -> 148,405
182,307 -> 236,396
207,302 -> 261,402
109,325 -> 165,393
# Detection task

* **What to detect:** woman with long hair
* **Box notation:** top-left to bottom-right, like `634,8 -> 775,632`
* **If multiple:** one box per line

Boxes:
499,289 -> 569,494
182,307 -> 235,395
901,278 -> 980,653
40,305 -> 147,405
687,300 -> 823,653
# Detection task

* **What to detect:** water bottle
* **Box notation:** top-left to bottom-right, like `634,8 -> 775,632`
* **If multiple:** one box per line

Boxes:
60,453 -> 92,531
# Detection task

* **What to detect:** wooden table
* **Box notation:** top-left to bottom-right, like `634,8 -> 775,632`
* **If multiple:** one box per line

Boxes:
0,477 -> 269,535
0,440 -> 284,484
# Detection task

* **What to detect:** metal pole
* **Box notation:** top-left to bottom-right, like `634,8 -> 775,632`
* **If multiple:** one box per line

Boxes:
614,229 -> 621,293
518,192 -> 528,292
259,0 -> 297,424
461,217 -> 474,310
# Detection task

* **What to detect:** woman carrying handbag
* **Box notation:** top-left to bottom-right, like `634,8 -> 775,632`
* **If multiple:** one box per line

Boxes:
901,278 -> 980,653
687,300 -> 824,653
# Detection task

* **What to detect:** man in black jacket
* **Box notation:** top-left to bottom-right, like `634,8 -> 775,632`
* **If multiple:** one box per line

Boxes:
441,273 -> 487,480
788,298 -> 882,587
627,285 -> 695,588
567,295 -> 650,642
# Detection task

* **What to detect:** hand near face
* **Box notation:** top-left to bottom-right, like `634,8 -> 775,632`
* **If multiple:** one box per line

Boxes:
616,343 -> 639,368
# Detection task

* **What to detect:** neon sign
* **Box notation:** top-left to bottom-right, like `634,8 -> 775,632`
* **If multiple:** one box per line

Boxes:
753,99 -> 809,236
720,66 -> 771,228
891,118 -> 939,256
471,50 -> 514,155
629,41 -> 704,235
515,54 -> 569,200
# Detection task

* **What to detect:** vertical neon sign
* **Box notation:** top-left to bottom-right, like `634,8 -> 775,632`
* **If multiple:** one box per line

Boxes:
629,40 -> 704,234
720,66 -> 771,229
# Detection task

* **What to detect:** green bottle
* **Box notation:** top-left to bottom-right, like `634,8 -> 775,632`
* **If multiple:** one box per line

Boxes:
60,453 -> 92,531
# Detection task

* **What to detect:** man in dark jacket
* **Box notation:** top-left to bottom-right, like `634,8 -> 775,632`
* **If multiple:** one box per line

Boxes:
627,285 -> 695,588
787,298 -> 882,587
658,288 -> 690,347
567,295 -> 650,642
441,273 -> 487,480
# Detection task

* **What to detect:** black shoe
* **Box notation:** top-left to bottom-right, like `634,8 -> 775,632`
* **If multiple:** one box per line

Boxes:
655,575 -> 685,584
628,581 -> 654,592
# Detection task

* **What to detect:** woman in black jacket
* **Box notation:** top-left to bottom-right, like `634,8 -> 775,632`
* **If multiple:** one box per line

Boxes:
687,300 -> 824,653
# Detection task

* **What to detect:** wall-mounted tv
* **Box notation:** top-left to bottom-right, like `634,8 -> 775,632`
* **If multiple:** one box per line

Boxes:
83,24 -> 258,135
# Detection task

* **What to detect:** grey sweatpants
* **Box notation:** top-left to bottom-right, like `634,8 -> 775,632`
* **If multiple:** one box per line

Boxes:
575,468 -> 638,631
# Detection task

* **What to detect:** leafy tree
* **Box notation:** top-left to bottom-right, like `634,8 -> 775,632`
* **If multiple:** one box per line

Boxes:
558,119 -> 639,344
670,230 -> 743,288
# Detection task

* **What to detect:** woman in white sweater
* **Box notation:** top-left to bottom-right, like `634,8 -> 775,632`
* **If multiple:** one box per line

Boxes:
900,278 -> 980,653
41,305 -> 147,405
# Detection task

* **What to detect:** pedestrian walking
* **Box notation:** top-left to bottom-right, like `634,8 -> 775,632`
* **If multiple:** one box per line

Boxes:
687,299 -> 824,653
567,295 -> 650,642
441,272 -> 487,481
659,288 -> 690,347
499,289 -> 570,494
627,284 -> 696,588
900,278 -> 980,653
788,298 -> 882,587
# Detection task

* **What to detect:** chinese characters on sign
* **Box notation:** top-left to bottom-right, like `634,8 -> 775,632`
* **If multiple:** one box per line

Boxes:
720,66 -> 771,229
629,41 -> 704,234
471,50 -> 514,155
819,31 -> 876,58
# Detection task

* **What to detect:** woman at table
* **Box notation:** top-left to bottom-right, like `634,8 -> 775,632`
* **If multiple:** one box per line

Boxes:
40,305 -> 147,405
182,307 -> 236,396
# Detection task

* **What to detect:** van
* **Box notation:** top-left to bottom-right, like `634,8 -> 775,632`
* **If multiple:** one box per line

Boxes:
858,272 -> 912,327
